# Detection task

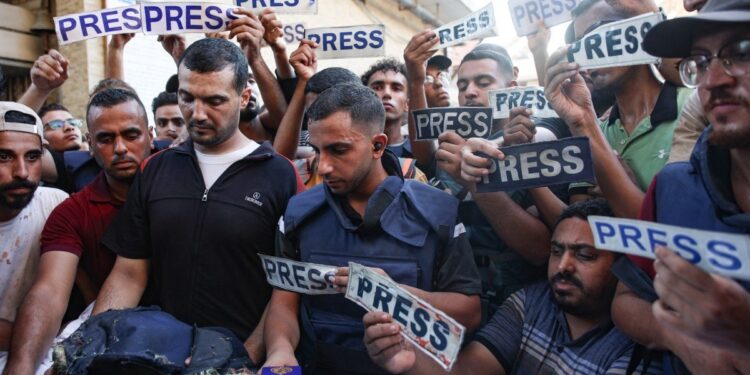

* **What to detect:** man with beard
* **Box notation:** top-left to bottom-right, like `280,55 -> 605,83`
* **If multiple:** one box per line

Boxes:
262,83 -> 480,374
608,1 -> 750,373
545,0 -> 693,218
2,88 -> 152,375
91,34 -> 300,366
151,91 -> 187,143
0,102 -> 68,370
361,199 -> 661,375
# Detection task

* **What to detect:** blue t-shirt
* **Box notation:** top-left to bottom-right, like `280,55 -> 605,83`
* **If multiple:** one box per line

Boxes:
474,282 -> 663,375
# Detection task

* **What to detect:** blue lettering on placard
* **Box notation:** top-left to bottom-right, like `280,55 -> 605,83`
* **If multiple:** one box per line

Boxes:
624,25 -> 639,54
322,33 -> 336,51
184,5 -> 202,30
595,222 -> 616,245
430,320 -> 449,351
308,269 -> 327,290
122,8 -> 141,30
307,32 -> 320,44
143,6 -> 163,32
100,10 -> 121,33
356,276 -> 372,297
292,264 -> 308,289
619,224 -> 648,252
673,234 -> 701,263
707,240 -> 742,271
372,283 -> 393,313
263,258 -> 277,276
57,18 -> 77,42
225,7 -> 239,27
392,295 -> 413,326
278,262 -> 293,285
646,228 -> 668,250
80,14 -> 102,37
410,308 -> 429,337
369,29 -> 384,49
295,24 -> 305,41
606,28 -> 623,57
353,30 -> 367,49
204,6 -> 223,29
165,6 -> 184,31
340,31 -> 353,50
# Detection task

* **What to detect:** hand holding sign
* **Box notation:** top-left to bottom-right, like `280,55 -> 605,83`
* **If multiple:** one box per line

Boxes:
260,8 -> 285,50
436,132 -> 468,183
459,137 -> 503,184
363,312 -> 418,374
289,39 -> 318,80
504,107 -> 537,146
158,34 -> 187,65
229,8 -> 265,62
332,266 -> 388,293
109,32 -> 134,49
652,247 -> 750,355
544,47 -> 597,134
30,50 -> 69,92
403,30 -> 438,80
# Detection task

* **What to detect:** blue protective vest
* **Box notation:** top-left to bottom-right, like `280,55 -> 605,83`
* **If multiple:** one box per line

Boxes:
283,174 -> 459,374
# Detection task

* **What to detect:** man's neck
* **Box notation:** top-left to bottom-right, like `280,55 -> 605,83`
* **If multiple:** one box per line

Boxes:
384,119 -> 404,145
195,128 -> 252,155
564,310 -> 609,341
346,161 -> 389,217
615,67 -> 662,134
730,147 -> 750,213
105,174 -> 131,203
0,207 -> 22,223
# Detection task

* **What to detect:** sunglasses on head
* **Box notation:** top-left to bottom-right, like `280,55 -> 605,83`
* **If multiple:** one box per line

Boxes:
44,118 -> 83,131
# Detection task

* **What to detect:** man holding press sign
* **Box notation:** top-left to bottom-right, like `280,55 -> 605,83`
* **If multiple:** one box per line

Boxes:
363,199 -> 660,375
607,1 -> 750,373
263,83 -> 480,375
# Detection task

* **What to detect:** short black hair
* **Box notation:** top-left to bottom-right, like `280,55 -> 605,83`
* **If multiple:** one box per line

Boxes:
459,49 -> 514,80
90,78 -> 137,98
39,103 -> 70,119
307,83 -> 385,134
361,58 -> 407,87
151,91 -> 178,114
305,67 -> 360,95
165,74 -> 179,93
553,198 -> 614,232
87,88 -> 147,127
178,38 -> 248,94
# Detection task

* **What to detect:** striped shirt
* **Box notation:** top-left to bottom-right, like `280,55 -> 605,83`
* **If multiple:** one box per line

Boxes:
474,282 -> 662,375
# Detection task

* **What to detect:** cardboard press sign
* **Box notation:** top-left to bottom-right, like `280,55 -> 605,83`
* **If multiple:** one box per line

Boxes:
567,12 -> 665,69
412,107 -> 492,140
305,25 -> 385,59
509,0 -> 583,36
433,3 -> 496,50
54,3 -> 240,44
259,254 -> 339,295
476,137 -> 594,193
345,263 -> 464,371
235,0 -> 317,14
489,86 -> 556,119
589,217 -> 750,281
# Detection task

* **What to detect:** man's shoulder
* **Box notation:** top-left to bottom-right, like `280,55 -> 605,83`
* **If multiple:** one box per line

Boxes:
34,187 -> 69,210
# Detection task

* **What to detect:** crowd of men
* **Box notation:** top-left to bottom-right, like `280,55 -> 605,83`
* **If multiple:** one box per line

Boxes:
0,0 -> 749,373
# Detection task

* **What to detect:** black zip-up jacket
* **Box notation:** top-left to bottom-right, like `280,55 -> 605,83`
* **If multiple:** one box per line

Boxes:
102,140 -> 300,339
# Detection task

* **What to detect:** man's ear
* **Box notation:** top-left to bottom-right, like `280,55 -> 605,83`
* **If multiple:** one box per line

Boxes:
371,133 -> 388,158
513,66 -> 520,80
240,86 -> 251,109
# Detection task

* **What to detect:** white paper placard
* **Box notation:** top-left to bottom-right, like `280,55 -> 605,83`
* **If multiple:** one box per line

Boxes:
259,254 -> 340,295
235,0 -> 317,14
305,25 -> 385,59
433,3 -> 496,50
140,3 -> 239,35
489,86 -> 556,119
509,0 -> 583,37
54,5 -> 143,45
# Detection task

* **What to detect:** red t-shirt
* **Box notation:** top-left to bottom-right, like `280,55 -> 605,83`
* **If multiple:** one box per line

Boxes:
628,177 -> 659,279
41,172 -> 122,288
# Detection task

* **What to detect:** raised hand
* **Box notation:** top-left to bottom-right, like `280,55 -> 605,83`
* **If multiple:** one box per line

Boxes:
403,30 -> 439,79
504,106 -> 536,146
228,8 -> 265,62
157,34 -> 187,65
260,8 -> 285,50
30,50 -> 69,92
363,312 -> 416,374
544,47 -> 597,134
460,137 -> 504,184
289,39 -> 318,81
109,33 -> 135,50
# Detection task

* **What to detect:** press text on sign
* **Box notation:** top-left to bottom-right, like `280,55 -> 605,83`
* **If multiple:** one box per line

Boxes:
589,217 -> 750,282
489,86 -> 556,120
432,3 -> 496,50
305,25 -> 385,59
345,262 -> 464,371
509,0 -> 583,37
566,12 -> 665,70
55,5 -> 142,45
235,0 -> 318,14
413,107 -> 492,141
140,3 -> 239,36
259,254 -> 339,295
476,137 -> 595,193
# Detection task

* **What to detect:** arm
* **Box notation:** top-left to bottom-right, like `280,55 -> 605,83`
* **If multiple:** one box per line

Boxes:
0,320 -> 10,352
244,303 -> 269,365
611,281 -> 667,349
544,47 -> 643,218
362,312 -> 505,375
261,290 -> 300,368
528,187 -> 567,228
404,289 -> 480,332
527,21 -> 550,85
230,9 -> 288,133
157,34 -> 187,66
17,50 -> 69,112
92,256 -> 149,315
404,31 -> 440,169
260,9 -> 293,80
272,40 -> 317,159
106,33 -> 134,80
3,252 -> 78,374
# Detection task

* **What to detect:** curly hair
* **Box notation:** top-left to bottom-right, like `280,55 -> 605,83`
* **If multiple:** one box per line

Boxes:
360,58 -> 407,87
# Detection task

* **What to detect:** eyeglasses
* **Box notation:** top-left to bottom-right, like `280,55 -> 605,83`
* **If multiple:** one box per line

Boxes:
424,71 -> 451,87
44,118 -> 83,131
679,39 -> 750,88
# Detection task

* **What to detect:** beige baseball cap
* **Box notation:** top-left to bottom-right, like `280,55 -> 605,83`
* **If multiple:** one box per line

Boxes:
0,101 -> 44,139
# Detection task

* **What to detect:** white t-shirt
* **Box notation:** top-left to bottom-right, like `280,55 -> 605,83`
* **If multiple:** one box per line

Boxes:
0,187 -> 68,322
195,140 -> 259,189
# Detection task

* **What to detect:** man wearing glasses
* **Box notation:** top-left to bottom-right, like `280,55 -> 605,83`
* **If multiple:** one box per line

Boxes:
424,55 -> 452,109
38,104 -> 85,153
608,0 -> 750,373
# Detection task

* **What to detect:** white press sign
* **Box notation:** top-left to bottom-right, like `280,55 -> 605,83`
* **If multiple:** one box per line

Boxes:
345,262 -> 465,371
589,216 -> 750,281
259,254 -> 339,295
235,0 -> 317,14
489,86 -> 556,119
567,12 -> 665,70
305,25 -> 385,59
433,3 -> 496,50
509,0 -> 583,37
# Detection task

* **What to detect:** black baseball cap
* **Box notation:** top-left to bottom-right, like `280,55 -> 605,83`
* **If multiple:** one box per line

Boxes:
427,55 -> 452,71
644,0 -> 750,58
